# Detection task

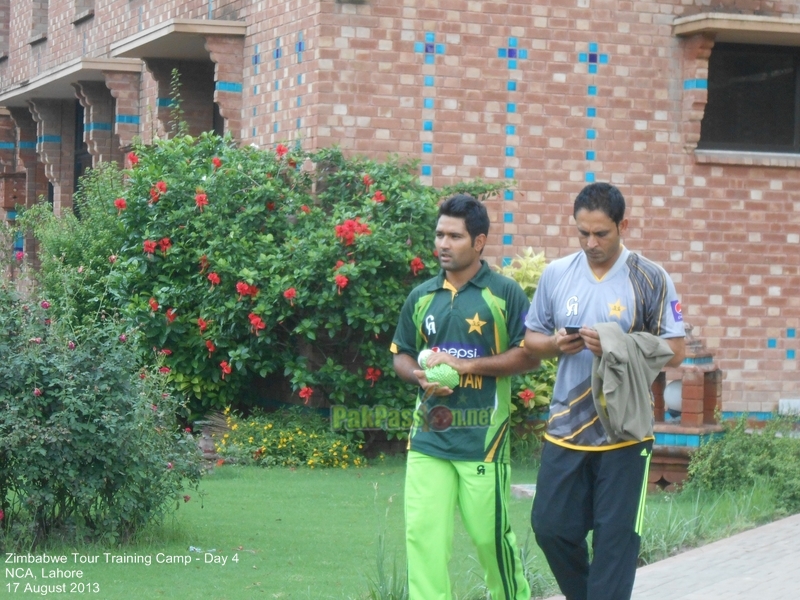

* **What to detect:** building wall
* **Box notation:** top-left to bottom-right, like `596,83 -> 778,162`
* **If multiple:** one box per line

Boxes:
1,0 -> 799,410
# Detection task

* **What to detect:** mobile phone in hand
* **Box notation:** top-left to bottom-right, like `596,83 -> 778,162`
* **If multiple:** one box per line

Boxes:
564,326 -> 581,335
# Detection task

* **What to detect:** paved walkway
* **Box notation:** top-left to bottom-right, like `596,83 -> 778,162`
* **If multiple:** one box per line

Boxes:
543,512 -> 800,600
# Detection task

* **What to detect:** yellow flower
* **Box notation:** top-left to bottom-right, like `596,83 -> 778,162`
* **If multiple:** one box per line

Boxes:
231,423 -> 238,431
248,437 -> 254,443
223,433 -> 229,439
224,406 -> 230,415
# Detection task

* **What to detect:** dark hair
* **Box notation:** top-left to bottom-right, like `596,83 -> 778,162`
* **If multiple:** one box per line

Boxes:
438,194 -> 490,244
573,183 -> 626,225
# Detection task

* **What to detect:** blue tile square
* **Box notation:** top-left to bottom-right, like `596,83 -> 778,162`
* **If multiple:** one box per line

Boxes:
414,41 -> 424,53
297,75 -> 303,85
588,85 -> 597,96
585,172 -> 595,182
423,121 -> 433,131
589,42 -> 598,53
503,234 -> 513,245
787,328 -> 796,338
424,98 -> 434,109
599,54 -> 609,64
504,167 -> 515,178
507,103 -> 516,113
253,85 -> 259,94
683,79 -> 696,90
502,256 -> 512,267
498,48 -> 507,58
508,49 -> 517,59
579,53 -> 588,63
425,32 -> 435,43
696,79 -> 708,89
296,118 -> 301,129
274,101 -> 279,111
424,76 -> 434,87
507,80 -> 517,92
587,107 -> 596,117
586,150 -> 596,160
425,43 -> 434,53
519,49 -> 528,59
273,122 -> 278,133
435,44 -> 445,54
588,64 -> 597,74
422,142 -> 433,153
297,97 -> 302,107
509,59 -> 518,69
506,125 -> 516,135
504,213 -> 514,223
253,107 -> 258,116
421,165 -> 432,176
587,129 -> 596,140
505,146 -> 515,157
252,54 -> 260,65
425,54 -> 434,65
275,80 -> 280,90
789,349 -> 797,360
589,53 -> 598,63
252,127 -> 256,137
297,41 -> 305,52
509,38 -> 518,48
768,338 -> 777,348
504,190 -> 514,200
274,48 -> 282,59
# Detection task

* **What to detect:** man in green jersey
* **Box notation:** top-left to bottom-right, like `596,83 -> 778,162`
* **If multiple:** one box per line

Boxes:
391,194 -> 538,600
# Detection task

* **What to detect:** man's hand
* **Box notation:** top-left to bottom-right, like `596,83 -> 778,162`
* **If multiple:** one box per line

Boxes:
422,349 -> 465,373
556,327 -> 588,355
576,326 -> 602,357
413,369 -> 454,397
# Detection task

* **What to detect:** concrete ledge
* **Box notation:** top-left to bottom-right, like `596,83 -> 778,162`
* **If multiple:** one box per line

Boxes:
111,18 -> 247,61
673,12 -> 800,46
694,149 -> 800,169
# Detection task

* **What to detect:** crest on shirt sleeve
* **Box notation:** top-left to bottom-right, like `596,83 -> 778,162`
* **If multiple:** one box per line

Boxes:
670,300 -> 683,322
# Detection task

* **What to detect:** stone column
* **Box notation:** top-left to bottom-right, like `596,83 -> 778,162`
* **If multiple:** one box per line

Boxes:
7,107 -> 47,208
681,33 -> 715,154
73,81 -> 121,165
103,70 -> 141,151
204,34 -> 244,140
0,110 -> 16,173
27,99 -> 75,214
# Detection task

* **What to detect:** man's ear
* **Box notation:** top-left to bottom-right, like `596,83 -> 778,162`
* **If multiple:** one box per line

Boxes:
473,233 -> 487,254
618,218 -> 629,236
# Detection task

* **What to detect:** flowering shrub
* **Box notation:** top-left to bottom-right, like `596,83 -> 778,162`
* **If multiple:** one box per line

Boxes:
213,408 -> 365,469
0,284 -> 203,548
107,134 -> 489,416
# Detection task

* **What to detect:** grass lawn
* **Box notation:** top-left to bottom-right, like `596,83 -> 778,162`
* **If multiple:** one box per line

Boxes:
25,457 -> 783,600
32,458 -> 544,600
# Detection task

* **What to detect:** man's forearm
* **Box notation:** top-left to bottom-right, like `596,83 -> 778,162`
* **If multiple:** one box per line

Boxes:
427,346 -> 540,378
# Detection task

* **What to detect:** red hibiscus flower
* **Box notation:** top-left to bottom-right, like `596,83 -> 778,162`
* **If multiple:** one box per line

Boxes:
267,202 -> 276,211
143,240 -> 156,254
276,143 -> 289,158
195,193 -> 208,212
518,389 -> 535,408
15,251 -> 23,262
365,367 -> 382,387
158,237 -> 172,254
208,272 -> 220,286
40,300 -> 50,309
362,174 -> 373,188
149,297 -> 159,311
206,340 -> 216,356
283,287 -> 297,305
156,181 -> 167,194
298,386 -> 313,405
300,205 -> 311,214
160,348 -> 172,355
114,198 -> 127,214
159,366 -> 171,374
198,317 -> 208,332
410,256 -> 425,276
166,308 -> 177,323
212,157 -> 222,169
334,218 -> 371,246
149,187 -> 160,204
220,360 -> 232,379
248,312 -> 266,335
127,151 -> 139,166
33,387 -> 42,397
199,254 -> 210,272
335,274 -> 349,294
236,282 -> 258,300
372,190 -> 385,203
109,255 -> 117,263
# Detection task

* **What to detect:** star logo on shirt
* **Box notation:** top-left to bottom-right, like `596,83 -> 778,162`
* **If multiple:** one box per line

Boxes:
466,313 -> 487,334
608,299 -> 627,319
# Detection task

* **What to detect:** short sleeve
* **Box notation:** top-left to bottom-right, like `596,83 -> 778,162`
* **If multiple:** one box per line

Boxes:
525,266 -> 556,335
391,290 -> 420,356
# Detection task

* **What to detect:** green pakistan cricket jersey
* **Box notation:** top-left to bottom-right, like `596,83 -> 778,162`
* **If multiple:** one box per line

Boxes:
391,261 -> 530,463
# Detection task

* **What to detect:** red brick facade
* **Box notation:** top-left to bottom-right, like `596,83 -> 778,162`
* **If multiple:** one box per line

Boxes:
0,0 -> 799,411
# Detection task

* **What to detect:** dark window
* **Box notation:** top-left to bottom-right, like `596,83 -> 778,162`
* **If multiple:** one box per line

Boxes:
213,103 -> 224,137
699,43 -> 800,153
73,100 -> 92,216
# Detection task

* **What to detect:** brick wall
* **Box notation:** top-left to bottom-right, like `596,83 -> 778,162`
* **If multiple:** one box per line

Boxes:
0,0 -> 798,410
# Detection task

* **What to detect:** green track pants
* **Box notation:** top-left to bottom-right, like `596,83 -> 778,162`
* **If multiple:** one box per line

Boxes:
405,450 -> 531,600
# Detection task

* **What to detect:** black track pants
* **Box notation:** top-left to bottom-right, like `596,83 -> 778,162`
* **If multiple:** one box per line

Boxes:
531,440 -> 652,600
